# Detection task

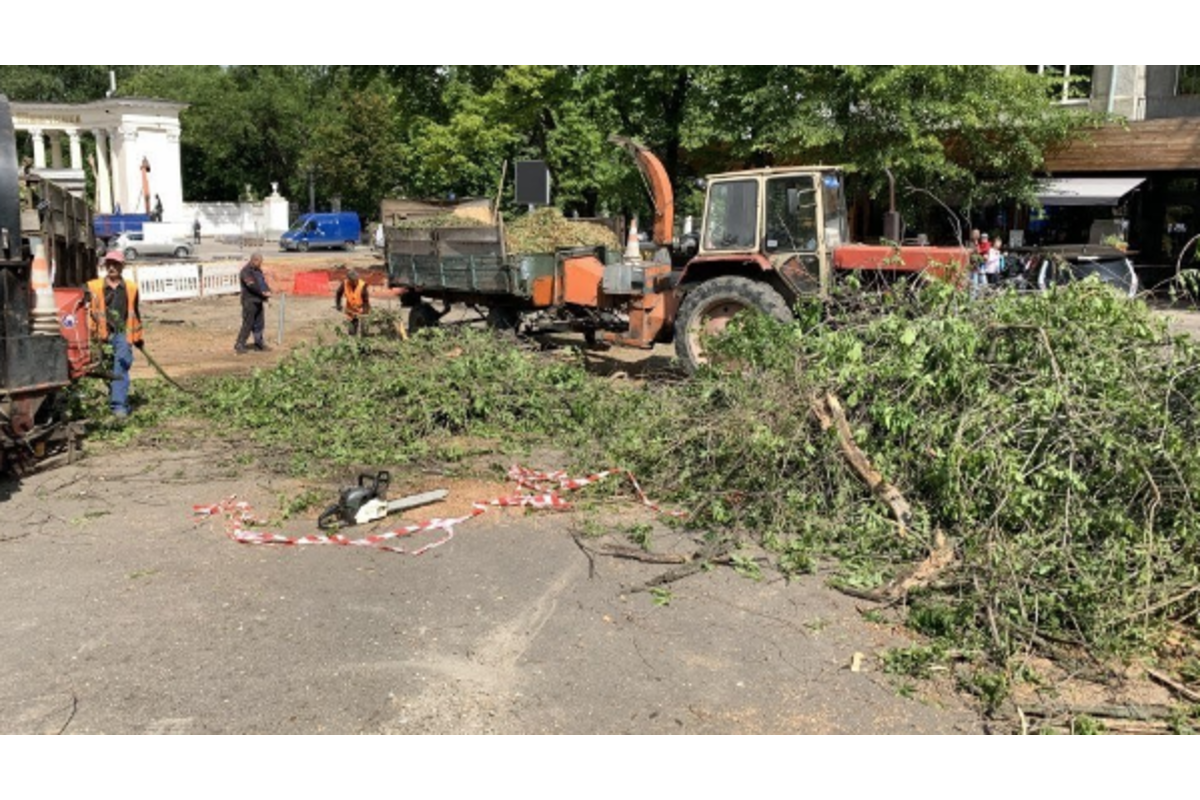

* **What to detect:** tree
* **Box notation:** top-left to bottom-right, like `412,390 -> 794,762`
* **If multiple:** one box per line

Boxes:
687,66 -> 1095,232
303,74 -> 406,219
0,66 -> 141,102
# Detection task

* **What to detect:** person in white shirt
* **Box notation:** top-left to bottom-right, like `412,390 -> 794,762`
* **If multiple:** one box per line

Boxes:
984,238 -> 1003,284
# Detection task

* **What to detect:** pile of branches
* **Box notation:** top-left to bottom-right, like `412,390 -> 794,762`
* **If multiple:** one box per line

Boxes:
602,279 -> 1200,662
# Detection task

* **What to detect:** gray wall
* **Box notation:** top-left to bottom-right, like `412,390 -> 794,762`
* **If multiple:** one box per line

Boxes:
1089,65 -> 1144,118
1144,66 -> 1200,119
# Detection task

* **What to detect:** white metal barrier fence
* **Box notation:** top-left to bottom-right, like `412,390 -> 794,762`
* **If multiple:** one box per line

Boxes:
199,263 -> 242,297
130,263 -> 201,302
122,262 -> 243,301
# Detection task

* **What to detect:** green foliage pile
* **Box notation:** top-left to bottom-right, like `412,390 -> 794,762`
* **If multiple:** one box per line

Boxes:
189,279 -> 1200,667
622,279 -> 1200,663
390,214 -> 489,230
504,207 -> 621,255
196,330 -> 665,475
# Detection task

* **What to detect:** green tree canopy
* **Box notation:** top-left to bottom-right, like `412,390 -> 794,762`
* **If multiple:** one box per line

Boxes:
8,65 -> 1096,232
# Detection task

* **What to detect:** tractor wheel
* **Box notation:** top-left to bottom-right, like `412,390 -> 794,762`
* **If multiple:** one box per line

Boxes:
673,275 -> 792,375
407,302 -> 441,333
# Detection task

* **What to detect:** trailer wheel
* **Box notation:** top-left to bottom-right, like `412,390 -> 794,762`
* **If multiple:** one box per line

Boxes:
408,302 -> 440,333
485,305 -> 521,337
673,276 -> 792,375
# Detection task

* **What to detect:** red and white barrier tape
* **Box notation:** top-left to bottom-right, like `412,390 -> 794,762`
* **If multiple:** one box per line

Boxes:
192,464 -> 683,556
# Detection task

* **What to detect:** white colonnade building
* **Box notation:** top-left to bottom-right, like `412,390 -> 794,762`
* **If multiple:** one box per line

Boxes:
10,97 -> 187,219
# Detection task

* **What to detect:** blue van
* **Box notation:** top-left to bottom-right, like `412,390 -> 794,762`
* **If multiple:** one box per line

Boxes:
280,212 -> 362,252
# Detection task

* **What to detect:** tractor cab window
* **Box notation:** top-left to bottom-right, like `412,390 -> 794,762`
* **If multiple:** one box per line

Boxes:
764,175 -> 818,253
703,179 -> 758,251
821,172 -> 848,249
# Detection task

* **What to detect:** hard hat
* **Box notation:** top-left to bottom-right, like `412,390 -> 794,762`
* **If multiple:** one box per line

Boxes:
104,249 -> 126,265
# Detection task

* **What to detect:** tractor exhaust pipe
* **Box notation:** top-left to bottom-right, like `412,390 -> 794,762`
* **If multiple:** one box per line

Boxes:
883,168 -> 903,244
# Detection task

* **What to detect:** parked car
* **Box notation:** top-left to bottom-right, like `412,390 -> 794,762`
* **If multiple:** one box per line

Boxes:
115,232 -> 193,261
1001,245 -> 1138,298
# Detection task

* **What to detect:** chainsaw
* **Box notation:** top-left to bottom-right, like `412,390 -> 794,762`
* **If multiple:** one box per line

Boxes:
317,470 -> 448,531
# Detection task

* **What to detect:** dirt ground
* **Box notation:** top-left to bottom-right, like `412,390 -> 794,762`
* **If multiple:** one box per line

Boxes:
132,247 -> 682,382
3,259 -> 1195,734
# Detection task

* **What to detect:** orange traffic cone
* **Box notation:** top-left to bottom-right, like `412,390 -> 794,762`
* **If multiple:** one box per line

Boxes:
30,240 -> 59,335
624,216 -> 641,262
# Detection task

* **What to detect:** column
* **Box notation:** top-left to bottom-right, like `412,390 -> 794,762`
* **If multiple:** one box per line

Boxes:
110,126 -> 135,215
92,128 -> 113,214
29,127 -> 46,168
67,131 -> 82,169
49,131 -> 63,169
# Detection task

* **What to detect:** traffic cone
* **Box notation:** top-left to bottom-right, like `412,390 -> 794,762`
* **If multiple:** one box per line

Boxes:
30,240 -> 59,335
624,216 -> 641,262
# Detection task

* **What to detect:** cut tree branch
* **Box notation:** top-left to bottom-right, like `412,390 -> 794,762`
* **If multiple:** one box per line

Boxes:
811,391 -> 913,537
1146,668 -> 1200,703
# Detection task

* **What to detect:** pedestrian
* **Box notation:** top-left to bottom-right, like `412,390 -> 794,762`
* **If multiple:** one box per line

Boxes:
334,267 -> 371,336
152,194 -> 164,222
984,238 -> 1004,285
977,232 -> 992,258
234,252 -> 271,353
82,250 -> 144,418
193,218 -> 202,245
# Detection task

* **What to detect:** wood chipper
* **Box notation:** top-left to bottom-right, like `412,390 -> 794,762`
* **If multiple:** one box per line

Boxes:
385,136 -> 969,374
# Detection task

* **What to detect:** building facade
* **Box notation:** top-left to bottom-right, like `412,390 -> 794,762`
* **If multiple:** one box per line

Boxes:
10,97 -> 187,222
1035,65 -> 1200,281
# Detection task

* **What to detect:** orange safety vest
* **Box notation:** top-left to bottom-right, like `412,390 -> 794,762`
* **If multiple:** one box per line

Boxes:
85,277 -> 144,344
342,279 -> 366,317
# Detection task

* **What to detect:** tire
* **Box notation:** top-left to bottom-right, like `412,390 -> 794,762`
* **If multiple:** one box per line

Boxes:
298,241 -> 309,253
485,305 -> 521,336
408,302 -> 440,333
673,276 -> 792,375
344,241 -> 356,251
173,246 -> 189,258
124,248 -> 137,261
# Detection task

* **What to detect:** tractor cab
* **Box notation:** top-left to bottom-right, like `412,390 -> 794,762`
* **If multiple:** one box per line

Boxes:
699,166 -> 849,295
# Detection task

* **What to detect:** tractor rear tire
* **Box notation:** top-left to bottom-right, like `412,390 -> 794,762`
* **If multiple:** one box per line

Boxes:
673,275 -> 792,375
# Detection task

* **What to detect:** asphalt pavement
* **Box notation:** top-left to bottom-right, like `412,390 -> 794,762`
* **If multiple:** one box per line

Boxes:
0,443 -> 984,734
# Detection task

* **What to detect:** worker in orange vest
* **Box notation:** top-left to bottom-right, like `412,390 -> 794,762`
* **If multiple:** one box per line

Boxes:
82,250 -> 144,418
334,267 -> 371,336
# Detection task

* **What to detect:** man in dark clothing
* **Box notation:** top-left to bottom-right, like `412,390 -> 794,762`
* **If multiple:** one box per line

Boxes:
234,253 -> 271,353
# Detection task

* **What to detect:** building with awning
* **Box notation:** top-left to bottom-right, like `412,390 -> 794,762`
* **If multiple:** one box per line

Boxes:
1036,177 -> 1146,207
1036,67 -> 1200,275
